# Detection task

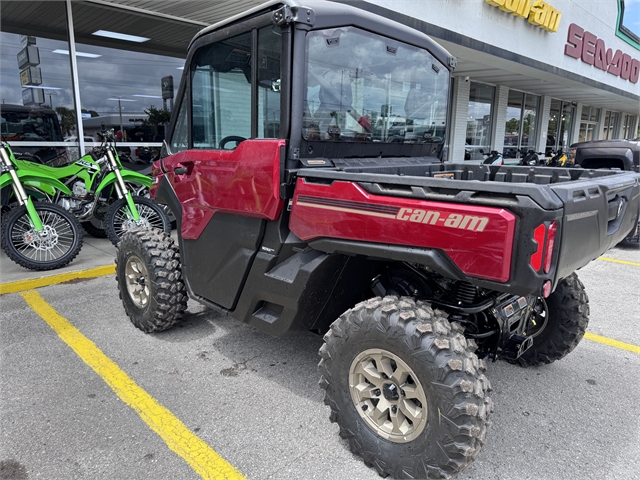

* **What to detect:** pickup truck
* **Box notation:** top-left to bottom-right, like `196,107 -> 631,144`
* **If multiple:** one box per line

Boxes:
571,137 -> 640,172
114,1 -> 640,478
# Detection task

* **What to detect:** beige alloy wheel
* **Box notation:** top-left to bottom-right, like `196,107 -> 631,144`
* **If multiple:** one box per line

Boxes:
124,254 -> 150,308
349,348 -> 428,443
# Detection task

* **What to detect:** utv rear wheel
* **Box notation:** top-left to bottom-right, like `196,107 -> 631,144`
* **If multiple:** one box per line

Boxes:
516,273 -> 589,367
115,228 -> 187,332
319,296 -> 492,479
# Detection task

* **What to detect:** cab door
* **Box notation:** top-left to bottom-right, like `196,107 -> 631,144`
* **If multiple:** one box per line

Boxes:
162,21 -> 285,309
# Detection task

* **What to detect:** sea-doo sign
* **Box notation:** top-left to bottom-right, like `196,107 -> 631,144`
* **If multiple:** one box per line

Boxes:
565,23 -> 640,84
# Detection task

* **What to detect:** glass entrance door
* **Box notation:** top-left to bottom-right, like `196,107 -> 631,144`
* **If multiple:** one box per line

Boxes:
547,99 -> 575,155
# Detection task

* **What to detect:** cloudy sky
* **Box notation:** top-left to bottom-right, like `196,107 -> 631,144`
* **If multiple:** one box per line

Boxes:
1,32 -> 185,115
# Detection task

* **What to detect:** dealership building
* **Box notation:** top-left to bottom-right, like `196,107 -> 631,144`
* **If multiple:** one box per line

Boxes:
1,0 -> 638,162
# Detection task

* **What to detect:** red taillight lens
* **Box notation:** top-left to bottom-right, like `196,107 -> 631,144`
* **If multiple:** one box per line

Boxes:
543,222 -> 557,273
542,280 -> 552,298
530,224 -> 546,271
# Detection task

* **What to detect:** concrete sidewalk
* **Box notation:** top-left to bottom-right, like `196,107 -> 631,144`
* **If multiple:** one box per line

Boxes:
0,234 -> 117,285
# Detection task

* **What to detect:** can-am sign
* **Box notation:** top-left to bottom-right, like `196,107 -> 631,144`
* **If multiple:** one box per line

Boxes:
486,0 -> 561,32
565,23 -> 640,84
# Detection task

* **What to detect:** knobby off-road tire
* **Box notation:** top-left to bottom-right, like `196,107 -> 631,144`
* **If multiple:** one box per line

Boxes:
1,203 -> 83,271
105,195 -> 171,246
319,296 -> 493,479
516,273 -> 589,367
115,228 -> 187,333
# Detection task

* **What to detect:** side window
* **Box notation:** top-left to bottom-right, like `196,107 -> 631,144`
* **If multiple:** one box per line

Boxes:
257,26 -> 281,138
191,32 -> 252,149
170,95 -> 188,153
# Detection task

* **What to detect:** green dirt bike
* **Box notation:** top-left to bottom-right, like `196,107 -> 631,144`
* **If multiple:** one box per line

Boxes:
12,129 -> 170,245
1,141 -> 83,270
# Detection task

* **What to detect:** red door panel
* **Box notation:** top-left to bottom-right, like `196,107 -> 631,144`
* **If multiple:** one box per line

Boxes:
162,139 -> 285,239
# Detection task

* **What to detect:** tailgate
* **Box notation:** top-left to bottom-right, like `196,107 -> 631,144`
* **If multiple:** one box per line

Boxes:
550,171 -> 640,279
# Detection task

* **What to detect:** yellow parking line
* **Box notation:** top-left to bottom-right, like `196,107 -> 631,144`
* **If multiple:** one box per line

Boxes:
0,265 -> 116,295
21,290 -> 245,480
584,332 -> 640,355
599,257 -> 640,267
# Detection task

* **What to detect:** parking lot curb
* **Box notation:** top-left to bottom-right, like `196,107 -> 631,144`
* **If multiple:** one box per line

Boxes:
0,264 -> 116,295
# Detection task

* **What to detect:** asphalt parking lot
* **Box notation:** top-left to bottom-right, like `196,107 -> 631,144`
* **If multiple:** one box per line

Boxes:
1,239 -> 639,480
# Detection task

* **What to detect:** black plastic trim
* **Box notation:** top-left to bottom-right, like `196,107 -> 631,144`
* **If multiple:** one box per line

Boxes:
308,238 -> 466,281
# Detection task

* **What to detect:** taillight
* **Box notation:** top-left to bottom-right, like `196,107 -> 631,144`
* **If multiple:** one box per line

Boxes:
530,222 -> 557,274
543,222 -> 557,273
530,224 -> 546,271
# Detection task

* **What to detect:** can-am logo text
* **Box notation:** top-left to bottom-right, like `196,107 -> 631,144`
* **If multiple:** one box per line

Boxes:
396,208 -> 489,232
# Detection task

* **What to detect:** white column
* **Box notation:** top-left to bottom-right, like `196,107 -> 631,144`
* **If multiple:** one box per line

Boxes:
492,85 -> 509,153
537,96 -> 552,154
571,103 -> 583,145
448,76 -> 470,162
595,108 -> 605,140
65,0 -> 86,155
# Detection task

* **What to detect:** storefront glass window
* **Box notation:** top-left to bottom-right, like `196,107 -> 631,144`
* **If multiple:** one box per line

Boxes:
0,28 -> 75,165
621,114 -> 637,139
466,82 -> 495,160
547,99 -> 574,155
503,90 -> 539,158
578,105 -> 600,142
603,111 -> 620,140
72,41 -> 185,161
504,91 -> 522,158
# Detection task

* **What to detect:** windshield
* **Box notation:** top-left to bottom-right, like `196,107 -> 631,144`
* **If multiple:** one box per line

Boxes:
303,27 -> 449,145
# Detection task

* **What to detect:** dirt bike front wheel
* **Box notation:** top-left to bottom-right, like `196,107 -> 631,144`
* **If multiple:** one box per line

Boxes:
1,203 -> 83,271
105,195 -> 171,245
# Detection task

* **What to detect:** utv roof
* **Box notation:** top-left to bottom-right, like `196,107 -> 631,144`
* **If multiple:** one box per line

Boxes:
190,0 -> 455,71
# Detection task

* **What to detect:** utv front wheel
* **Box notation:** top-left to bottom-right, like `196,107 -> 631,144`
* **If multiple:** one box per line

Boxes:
516,273 -> 589,367
319,297 -> 492,479
115,228 -> 187,332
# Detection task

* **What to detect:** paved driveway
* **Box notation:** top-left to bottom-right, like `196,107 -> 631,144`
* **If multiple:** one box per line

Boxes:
1,244 -> 638,480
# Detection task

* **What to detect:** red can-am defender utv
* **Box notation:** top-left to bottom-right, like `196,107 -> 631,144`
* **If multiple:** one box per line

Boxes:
115,1 -> 640,478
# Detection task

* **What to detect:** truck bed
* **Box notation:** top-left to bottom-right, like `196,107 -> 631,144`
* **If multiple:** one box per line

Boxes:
289,159 -> 640,296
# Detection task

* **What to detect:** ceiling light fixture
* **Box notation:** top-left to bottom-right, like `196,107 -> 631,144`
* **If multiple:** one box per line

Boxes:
93,30 -> 150,43
23,85 -> 63,90
52,49 -> 101,58
107,97 -> 137,102
132,94 -> 163,99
